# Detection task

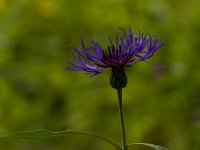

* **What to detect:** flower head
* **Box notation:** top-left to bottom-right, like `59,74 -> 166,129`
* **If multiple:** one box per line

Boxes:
67,27 -> 166,89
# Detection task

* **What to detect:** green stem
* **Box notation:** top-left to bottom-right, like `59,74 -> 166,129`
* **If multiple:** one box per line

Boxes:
117,88 -> 128,150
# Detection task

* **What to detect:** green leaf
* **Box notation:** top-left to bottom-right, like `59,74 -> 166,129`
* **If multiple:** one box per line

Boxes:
128,142 -> 168,150
0,129 -> 121,150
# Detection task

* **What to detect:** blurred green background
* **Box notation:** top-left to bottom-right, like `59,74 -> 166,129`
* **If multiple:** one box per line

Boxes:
0,0 -> 200,149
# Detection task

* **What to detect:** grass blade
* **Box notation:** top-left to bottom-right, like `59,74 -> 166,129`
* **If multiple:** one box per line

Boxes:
1,129 -> 121,150
128,142 -> 168,150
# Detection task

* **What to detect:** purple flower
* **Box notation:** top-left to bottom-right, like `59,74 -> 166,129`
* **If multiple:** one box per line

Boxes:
67,27 -> 166,89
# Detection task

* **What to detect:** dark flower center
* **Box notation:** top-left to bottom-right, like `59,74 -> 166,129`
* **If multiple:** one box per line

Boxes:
98,44 -> 135,68
102,45 -> 121,63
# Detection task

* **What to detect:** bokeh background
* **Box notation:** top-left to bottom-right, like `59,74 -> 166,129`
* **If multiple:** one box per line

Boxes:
0,0 -> 200,149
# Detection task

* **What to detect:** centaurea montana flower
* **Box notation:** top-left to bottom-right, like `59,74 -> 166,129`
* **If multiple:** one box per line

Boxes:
67,27 -> 166,89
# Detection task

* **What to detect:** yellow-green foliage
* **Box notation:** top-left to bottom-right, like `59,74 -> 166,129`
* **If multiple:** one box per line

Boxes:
0,0 -> 200,149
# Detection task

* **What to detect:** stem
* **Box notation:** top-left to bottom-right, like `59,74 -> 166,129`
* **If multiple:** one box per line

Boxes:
117,88 -> 127,150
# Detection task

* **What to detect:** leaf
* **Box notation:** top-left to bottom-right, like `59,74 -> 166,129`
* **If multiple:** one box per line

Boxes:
128,142 -> 168,150
0,129 -> 121,150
